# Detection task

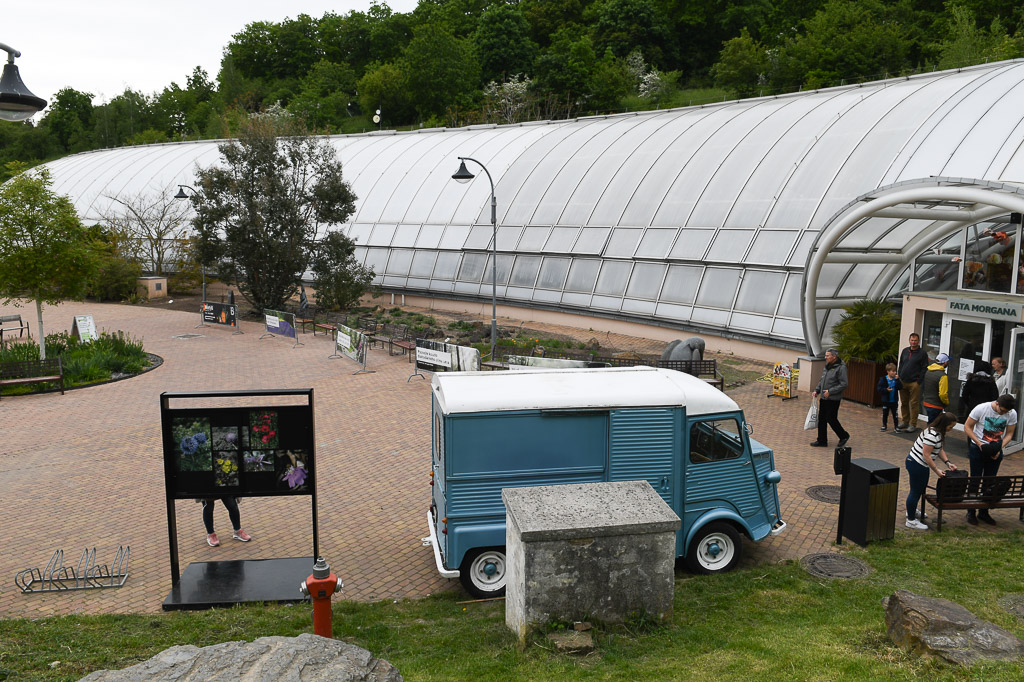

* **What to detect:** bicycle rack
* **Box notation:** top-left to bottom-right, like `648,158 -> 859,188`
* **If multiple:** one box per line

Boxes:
15,546 -> 130,593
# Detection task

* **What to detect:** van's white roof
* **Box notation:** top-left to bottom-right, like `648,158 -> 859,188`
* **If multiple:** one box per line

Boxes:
432,366 -> 738,415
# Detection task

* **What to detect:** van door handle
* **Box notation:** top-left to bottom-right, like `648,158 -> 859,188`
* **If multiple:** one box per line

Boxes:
660,476 -> 670,490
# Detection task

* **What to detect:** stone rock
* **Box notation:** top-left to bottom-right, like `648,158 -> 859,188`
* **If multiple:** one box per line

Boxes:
660,337 -> 705,362
80,633 -> 403,681
546,630 -> 595,655
884,589 -> 1024,666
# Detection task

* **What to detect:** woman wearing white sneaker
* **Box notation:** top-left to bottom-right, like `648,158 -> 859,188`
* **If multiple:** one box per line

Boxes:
905,412 -> 958,529
201,497 -> 252,546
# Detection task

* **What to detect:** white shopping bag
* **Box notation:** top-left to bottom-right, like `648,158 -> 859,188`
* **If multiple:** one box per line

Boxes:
804,398 -> 819,430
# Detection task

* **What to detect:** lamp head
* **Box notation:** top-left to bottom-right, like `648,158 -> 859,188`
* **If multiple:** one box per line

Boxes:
173,185 -> 189,200
452,160 -> 474,183
0,50 -> 46,121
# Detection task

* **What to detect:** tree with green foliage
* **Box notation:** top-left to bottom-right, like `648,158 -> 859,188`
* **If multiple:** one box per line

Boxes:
41,87 -> 94,153
357,61 -> 414,125
593,0 -> 676,68
937,4 -> 1024,69
474,4 -> 538,84
711,28 -> 769,94
187,113 -> 360,313
400,23 -> 481,120
289,59 -> 358,130
309,231 -> 374,311
0,167 -> 97,359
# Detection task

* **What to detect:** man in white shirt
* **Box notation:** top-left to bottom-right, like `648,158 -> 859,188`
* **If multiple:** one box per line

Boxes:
963,393 -> 1017,525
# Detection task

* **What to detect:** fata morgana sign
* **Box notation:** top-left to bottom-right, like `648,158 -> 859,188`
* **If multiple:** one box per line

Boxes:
946,297 -> 1023,322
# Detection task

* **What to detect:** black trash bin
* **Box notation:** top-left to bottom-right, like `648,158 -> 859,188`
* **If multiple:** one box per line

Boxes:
841,457 -> 899,546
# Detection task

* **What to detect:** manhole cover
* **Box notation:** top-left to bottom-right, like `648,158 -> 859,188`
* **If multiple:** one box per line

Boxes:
172,333 -> 204,339
801,553 -> 871,579
999,593 -> 1024,620
806,485 -> 842,504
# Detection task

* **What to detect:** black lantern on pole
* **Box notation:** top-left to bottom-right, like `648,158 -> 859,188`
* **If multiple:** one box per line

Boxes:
0,43 -> 46,122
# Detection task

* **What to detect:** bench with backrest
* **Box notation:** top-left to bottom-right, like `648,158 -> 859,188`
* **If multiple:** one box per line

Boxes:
0,358 -> 64,399
0,314 -> 30,344
658,359 -> 725,392
292,304 -> 315,334
371,323 -> 415,358
312,309 -> 341,337
922,474 -> 1024,531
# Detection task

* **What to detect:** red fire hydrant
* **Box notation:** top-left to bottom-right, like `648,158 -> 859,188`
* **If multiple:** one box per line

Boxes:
300,556 -> 343,638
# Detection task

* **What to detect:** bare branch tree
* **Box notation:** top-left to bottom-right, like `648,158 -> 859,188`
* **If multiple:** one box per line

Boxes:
97,187 -> 194,275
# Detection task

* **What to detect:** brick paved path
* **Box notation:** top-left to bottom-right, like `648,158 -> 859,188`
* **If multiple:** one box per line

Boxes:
1,300 -> 1021,617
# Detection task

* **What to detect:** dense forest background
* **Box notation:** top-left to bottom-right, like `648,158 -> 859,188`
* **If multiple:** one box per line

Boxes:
2,0 -> 1023,180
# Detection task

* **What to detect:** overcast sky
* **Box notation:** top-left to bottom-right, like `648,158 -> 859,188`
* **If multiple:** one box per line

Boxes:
4,1 -> 419,115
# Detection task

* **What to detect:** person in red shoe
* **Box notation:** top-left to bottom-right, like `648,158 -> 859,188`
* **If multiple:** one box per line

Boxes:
201,497 -> 252,546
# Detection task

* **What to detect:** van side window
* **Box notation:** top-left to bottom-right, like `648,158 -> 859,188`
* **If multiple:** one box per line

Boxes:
689,419 -> 743,463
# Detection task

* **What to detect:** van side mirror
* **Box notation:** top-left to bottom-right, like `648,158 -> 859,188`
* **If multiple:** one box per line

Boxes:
744,422 -> 753,436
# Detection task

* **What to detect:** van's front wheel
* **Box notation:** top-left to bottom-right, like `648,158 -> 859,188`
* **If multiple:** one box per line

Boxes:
685,522 -> 741,574
460,547 -> 507,598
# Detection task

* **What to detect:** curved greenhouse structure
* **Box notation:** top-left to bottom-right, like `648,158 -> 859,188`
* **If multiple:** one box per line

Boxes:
37,59 -> 1024,357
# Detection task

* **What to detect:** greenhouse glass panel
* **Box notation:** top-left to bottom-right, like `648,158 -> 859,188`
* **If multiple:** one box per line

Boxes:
573,227 -> 611,253
788,231 -> 819,266
835,263 -> 887,298
458,253 -> 487,282
464,225 -> 494,250
696,268 -> 740,308
707,230 -> 754,262
730,312 -> 773,333
661,265 -> 703,304
669,229 -> 714,260
415,225 -> 446,249
626,263 -> 667,299
538,257 -> 571,289
566,259 -> 601,292
605,228 -> 643,257
533,289 -> 562,303
392,224 -> 420,247
622,299 -> 656,314
817,263 -> 852,298
365,248 -> 390,275
635,229 -> 678,258
777,274 -> 803,318
353,246 -> 367,264
482,254 -> 514,285
746,230 -> 798,265
833,216 -> 902,250
595,261 -> 633,296
655,302 -> 692,321
410,251 -> 438,277
432,252 -> 462,279
545,226 -> 580,252
772,318 -> 804,339
438,225 -> 471,250
386,249 -> 414,275
497,225 -> 524,250
368,223 -> 397,246
690,308 -> 730,326
962,221 -> 1015,294
519,226 -> 551,251
348,224 -> 373,246
509,256 -> 542,286
735,270 -> 784,314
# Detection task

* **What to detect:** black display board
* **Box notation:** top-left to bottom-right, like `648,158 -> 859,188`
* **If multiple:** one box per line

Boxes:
160,389 -> 318,599
201,301 -> 238,327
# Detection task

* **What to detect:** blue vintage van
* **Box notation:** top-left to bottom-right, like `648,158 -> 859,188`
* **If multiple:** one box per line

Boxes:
426,366 -> 786,598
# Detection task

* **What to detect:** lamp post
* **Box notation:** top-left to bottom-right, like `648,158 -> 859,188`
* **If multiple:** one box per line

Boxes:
0,43 -> 47,121
173,185 -> 207,326
452,157 -> 498,362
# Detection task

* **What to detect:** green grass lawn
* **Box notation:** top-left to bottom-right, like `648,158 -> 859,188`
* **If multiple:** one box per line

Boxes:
3,530 -> 1024,680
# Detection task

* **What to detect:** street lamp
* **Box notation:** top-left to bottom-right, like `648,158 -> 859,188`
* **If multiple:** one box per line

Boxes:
173,184 -> 207,325
0,43 -> 47,121
452,157 -> 498,362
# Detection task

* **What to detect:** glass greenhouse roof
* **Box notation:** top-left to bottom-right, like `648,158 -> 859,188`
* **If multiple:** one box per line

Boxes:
37,60 -> 1024,353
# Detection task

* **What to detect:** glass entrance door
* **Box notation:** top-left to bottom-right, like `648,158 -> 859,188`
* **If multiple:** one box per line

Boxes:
940,315 -> 991,420
1004,327 -> 1024,454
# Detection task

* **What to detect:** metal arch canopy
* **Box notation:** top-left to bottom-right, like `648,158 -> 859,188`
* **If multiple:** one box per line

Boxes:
801,178 -> 1024,357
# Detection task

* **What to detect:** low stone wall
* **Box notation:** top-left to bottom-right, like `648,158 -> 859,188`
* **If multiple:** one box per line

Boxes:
503,480 -> 680,643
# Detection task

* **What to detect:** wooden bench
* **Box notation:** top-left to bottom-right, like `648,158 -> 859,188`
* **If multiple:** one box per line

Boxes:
659,359 -> 725,392
371,323 -> 415,359
0,358 -> 64,399
922,474 -> 1024,531
0,314 -> 30,344
312,309 -> 340,337
293,304 -> 315,334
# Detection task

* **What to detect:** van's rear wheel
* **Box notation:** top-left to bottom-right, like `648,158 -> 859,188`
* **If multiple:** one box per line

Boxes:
459,547 -> 507,598
685,522 -> 741,574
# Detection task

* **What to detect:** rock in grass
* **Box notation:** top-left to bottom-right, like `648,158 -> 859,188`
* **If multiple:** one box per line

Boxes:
79,633 -> 402,681
884,589 -> 1024,666
546,630 -> 595,655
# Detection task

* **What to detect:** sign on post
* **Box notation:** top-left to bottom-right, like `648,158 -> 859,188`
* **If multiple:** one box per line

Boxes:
201,302 -> 238,329
414,339 -> 481,375
261,309 -> 301,348
71,314 -> 97,343
331,322 -> 373,374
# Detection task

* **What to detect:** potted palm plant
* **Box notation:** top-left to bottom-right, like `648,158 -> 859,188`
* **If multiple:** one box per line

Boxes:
830,298 -> 900,407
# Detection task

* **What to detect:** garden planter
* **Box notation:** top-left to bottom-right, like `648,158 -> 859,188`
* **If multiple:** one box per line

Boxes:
844,359 -> 888,407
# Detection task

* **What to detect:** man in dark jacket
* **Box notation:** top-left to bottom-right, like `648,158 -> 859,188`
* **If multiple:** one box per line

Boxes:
897,333 -> 929,433
811,348 -> 850,448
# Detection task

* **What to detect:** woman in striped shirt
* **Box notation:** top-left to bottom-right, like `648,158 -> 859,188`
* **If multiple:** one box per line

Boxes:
905,411 -> 958,529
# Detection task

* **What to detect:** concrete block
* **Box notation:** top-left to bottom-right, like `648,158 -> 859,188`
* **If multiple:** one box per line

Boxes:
503,480 -> 680,642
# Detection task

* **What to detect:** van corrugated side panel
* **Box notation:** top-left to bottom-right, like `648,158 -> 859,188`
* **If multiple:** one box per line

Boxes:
609,408 -> 677,507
